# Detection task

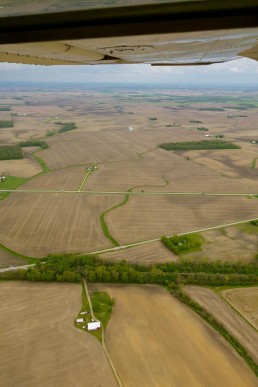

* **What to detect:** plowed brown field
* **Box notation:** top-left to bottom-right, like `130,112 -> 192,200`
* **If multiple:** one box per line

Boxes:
38,124 -> 207,170
87,150 -> 252,193
184,227 -> 258,262
0,250 -> 25,267
107,195 -> 258,245
0,282 -> 117,387
180,149 -> 258,190
102,240 -> 177,264
0,159 -> 41,178
23,165 -> 86,190
0,193 -> 123,256
184,286 -> 258,363
96,284 -> 257,387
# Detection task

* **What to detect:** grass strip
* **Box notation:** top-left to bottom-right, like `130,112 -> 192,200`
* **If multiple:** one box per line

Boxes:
32,152 -> 50,173
91,291 -> 114,329
100,193 -> 129,246
0,242 -> 38,263
169,285 -> 258,377
251,158 -> 258,169
0,175 -> 28,199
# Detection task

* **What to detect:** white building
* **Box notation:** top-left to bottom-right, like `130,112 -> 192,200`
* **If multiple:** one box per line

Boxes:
76,318 -> 84,323
87,321 -> 101,331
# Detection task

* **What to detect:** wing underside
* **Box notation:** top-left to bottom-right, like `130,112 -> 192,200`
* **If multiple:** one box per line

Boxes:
0,0 -> 257,66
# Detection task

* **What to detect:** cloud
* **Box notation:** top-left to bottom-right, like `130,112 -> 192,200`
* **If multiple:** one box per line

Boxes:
0,57 -> 257,84
0,62 -> 22,71
229,67 -> 245,73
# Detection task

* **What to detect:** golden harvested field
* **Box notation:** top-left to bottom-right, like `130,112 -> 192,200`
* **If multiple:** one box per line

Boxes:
107,195 -> 258,245
23,165 -> 86,190
184,286 -> 258,364
184,227 -> 258,262
180,149 -> 258,190
96,284 -> 257,387
221,287 -> 258,330
0,159 -> 41,178
102,240 -> 177,264
0,193 -> 123,256
0,282 -> 117,387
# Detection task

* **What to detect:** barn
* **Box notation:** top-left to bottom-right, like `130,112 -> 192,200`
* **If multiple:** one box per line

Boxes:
87,321 -> 101,331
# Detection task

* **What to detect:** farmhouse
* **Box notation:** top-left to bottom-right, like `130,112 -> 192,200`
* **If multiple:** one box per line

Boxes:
87,321 -> 101,331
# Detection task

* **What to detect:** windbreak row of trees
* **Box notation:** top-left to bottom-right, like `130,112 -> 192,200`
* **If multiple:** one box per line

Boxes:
1,254 -> 257,287
54,121 -> 77,133
0,145 -> 23,160
19,140 -> 49,149
159,140 -> 240,151
0,120 -> 13,128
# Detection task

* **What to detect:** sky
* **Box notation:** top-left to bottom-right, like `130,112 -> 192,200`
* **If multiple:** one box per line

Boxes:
0,57 -> 258,85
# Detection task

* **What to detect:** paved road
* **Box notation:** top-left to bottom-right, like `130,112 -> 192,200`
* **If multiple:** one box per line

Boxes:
2,216 -> 258,272
86,216 -> 258,255
0,264 -> 35,273
0,188 -> 255,197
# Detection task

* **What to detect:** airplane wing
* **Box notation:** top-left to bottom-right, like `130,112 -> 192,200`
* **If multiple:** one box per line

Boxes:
0,0 -> 257,66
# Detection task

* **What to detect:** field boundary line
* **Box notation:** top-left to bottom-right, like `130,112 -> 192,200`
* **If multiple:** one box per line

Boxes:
219,292 -> 258,333
83,279 -> 123,387
251,158 -> 258,169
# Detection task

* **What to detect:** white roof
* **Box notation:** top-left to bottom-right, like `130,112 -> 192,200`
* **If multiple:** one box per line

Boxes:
87,321 -> 101,331
76,318 -> 84,323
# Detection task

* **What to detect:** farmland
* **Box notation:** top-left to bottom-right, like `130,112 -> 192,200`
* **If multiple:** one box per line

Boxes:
102,240 -> 177,264
0,84 -> 258,259
0,193 -> 123,256
183,226 -> 258,262
0,282 -> 117,387
107,195 -> 258,245
1,84 -> 258,385
95,284 -> 258,386
184,286 -> 258,363
221,287 -> 258,330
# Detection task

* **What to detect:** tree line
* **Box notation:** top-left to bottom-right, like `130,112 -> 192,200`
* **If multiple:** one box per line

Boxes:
159,140 -> 240,151
169,285 -> 258,377
54,121 -> 77,133
19,140 -> 49,149
0,120 -> 13,128
0,145 -> 23,160
1,254 -> 257,287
